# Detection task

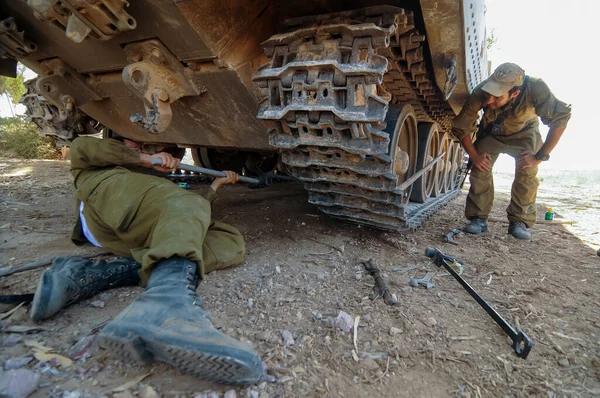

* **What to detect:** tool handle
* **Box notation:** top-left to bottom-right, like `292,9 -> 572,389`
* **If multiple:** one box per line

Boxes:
151,158 -> 259,184
425,247 -> 533,359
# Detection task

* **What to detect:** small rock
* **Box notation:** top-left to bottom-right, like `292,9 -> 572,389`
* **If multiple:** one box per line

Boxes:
423,317 -> 437,327
206,391 -> 220,398
311,311 -> 322,320
401,286 -> 413,294
281,330 -> 294,346
224,390 -> 237,398
334,311 -> 354,333
361,358 -> 380,372
398,347 -> 410,358
254,331 -> 270,341
68,334 -> 98,360
258,382 -> 267,390
352,376 -> 360,383
0,369 -> 40,398
90,300 -> 105,308
275,265 -> 281,274
558,357 -> 570,367
389,326 -> 402,336
354,273 -> 362,280
99,293 -> 111,301
139,385 -> 160,398
247,299 -> 254,309
249,391 -> 259,398
279,376 -> 293,384
62,392 -> 82,398
363,314 -> 371,322
4,356 -> 33,370
1,334 -> 22,347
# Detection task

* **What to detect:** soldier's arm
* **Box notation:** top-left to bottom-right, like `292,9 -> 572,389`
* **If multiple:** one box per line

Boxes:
451,89 -> 485,142
71,136 -> 179,173
70,137 -> 142,171
199,171 -> 240,205
452,89 -> 491,171
531,78 -> 571,156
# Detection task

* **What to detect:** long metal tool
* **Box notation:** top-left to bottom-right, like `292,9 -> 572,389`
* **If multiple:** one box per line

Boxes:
424,247 -> 533,359
151,158 -> 260,184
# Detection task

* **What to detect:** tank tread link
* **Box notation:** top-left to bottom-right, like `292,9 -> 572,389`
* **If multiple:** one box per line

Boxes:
253,6 -> 467,231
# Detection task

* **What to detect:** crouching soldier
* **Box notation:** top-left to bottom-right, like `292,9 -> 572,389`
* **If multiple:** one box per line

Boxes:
453,63 -> 571,239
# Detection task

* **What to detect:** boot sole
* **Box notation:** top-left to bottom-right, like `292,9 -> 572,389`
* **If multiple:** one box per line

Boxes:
30,270 -> 54,321
97,331 -> 261,385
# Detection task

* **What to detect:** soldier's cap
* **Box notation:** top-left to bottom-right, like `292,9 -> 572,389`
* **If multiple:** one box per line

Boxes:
481,62 -> 525,97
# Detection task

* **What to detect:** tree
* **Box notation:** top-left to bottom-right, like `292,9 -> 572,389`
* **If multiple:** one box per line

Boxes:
0,63 -> 27,116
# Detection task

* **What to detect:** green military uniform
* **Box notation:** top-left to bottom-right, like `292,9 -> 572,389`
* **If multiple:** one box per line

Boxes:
452,77 -> 571,227
70,137 -> 245,285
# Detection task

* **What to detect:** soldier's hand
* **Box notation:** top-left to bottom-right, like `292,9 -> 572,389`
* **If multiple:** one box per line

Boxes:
517,151 -> 541,169
211,170 -> 240,192
141,152 -> 180,172
472,152 -> 492,172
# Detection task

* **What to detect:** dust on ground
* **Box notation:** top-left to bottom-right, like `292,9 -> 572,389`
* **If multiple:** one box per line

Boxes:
1,158 -> 599,398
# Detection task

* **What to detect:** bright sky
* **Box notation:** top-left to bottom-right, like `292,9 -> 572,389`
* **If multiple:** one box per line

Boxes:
485,0 -> 599,171
1,1 -> 597,171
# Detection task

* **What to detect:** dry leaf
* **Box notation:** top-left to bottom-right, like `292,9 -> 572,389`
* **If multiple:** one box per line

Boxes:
0,302 -> 26,320
33,351 -> 73,368
24,340 -> 55,353
112,373 -> 152,392
1,325 -> 51,333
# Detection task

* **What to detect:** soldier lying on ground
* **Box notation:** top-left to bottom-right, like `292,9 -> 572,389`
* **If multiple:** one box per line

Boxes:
452,62 -> 571,240
29,136 -> 266,385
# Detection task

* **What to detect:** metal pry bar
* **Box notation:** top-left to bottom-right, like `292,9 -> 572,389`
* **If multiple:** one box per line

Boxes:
151,158 -> 260,184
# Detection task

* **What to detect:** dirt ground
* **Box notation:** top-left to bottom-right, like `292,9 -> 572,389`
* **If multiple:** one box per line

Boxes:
1,158 -> 599,398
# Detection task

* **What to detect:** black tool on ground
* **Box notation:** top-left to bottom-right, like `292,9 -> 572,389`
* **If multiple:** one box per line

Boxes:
443,228 -> 463,245
424,247 -> 533,359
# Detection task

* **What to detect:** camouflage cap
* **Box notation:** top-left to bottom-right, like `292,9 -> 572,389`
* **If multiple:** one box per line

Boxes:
481,62 -> 525,97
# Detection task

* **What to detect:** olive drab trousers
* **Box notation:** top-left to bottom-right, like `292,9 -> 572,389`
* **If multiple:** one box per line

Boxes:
465,129 -> 543,228
82,174 -> 245,286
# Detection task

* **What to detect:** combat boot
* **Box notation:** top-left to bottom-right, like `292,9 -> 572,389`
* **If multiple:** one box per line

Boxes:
97,256 -> 265,385
508,221 -> 531,240
30,257 -> 141,321
463,218 -> 488,234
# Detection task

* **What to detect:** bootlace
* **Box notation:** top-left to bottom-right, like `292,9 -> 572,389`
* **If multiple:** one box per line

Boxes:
185,264 -> 201,306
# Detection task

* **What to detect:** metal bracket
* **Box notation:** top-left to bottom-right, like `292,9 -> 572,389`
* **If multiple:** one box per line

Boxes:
27,0 -> 136,43
122,40 -> 205,134
35,58 -> 101,109
0,17 -> 37,59
442,55 -> 458,100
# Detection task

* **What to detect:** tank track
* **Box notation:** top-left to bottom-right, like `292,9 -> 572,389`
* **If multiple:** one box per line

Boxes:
253,6 -> 465,231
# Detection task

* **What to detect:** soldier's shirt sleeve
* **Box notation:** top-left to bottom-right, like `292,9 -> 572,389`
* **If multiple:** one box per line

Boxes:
200,187 -> 218,205
530,78 -> 572,129
70,136 -> 143,171
451,89 -> 485,141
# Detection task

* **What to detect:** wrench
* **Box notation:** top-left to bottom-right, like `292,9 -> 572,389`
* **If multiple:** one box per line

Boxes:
410,271 -> 437,289
425,247 -> 533,359
443,229 -> 464,245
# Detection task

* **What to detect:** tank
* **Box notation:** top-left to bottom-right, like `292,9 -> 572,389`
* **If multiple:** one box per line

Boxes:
0,0 -> 488,231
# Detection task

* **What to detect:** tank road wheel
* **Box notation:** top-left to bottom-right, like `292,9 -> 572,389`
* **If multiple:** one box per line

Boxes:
455,145 -> 469,189
245,152 -> 279,176
385,104 -> 418,205
410,123 -> 440,203
448,142 -> 462,190
434,131 -> 450,195
191,148 -> 246,174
